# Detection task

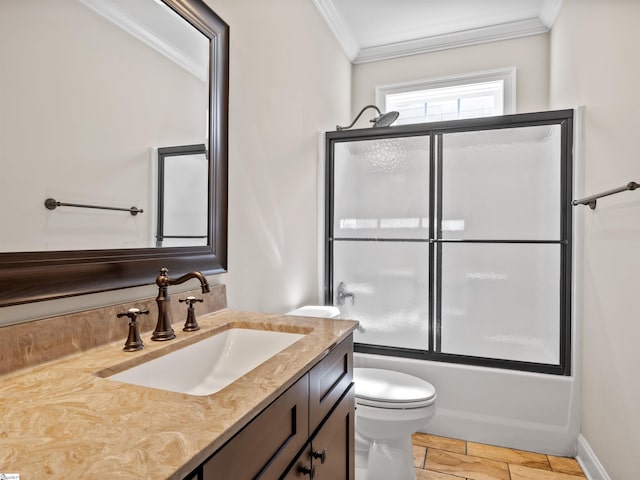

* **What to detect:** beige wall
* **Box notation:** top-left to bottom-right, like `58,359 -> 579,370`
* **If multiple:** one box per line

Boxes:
351,34 -> 549,124
202,0 -> 351,314
550,1 -> 640,478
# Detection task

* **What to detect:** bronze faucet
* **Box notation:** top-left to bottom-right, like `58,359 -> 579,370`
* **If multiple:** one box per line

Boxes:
152,268 -> 210,341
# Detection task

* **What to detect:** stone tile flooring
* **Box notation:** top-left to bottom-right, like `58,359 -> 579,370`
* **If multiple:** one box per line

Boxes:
412,433 -> 586,480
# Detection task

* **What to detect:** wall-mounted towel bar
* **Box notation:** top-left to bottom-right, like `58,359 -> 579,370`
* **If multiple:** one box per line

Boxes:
572,181 -> 638,210
44,198 -> 143,216
160,235 -> 207,239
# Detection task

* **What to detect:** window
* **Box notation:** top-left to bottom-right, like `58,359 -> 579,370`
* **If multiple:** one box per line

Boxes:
376,68 -> 515,125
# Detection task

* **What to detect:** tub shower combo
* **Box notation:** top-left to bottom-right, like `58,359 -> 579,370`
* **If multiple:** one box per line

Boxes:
323,110 -> 580,456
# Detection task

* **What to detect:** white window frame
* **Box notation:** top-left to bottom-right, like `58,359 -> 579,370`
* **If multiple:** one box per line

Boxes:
375,67 -> 516,123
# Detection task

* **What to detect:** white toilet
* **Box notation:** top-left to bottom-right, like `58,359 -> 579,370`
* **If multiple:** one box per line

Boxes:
287,306 -> 437,480
354,368 -> 436,480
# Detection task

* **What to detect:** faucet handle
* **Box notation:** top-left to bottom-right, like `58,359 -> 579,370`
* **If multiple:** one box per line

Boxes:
179,296 -> 204,307
117,307 -> 150,319
179,296 -> 203,332
117,308 -> 149,351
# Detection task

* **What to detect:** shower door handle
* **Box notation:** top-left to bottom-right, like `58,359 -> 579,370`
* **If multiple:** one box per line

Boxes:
336,281 -> 355,306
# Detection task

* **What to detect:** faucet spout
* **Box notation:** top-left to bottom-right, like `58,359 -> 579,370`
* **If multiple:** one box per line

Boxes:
168,270 -> 210,293
151,268 -> 209,341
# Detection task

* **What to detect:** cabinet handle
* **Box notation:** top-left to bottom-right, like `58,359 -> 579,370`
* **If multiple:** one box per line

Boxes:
299,464 -> 316,479
311,448 -> 327,464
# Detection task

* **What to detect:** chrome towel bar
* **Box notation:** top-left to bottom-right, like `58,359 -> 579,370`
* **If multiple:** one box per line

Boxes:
572,181 -> 638,210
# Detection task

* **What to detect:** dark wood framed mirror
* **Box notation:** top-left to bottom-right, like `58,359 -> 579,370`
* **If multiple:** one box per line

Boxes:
0,0 -> 228,307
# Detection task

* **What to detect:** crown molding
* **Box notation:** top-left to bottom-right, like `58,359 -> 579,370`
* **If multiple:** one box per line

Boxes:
78,0 -> 208,81
311,0 -> 359,61
312,0 -> 560,65
354,18 -> 549,64
540,0 -> 564,28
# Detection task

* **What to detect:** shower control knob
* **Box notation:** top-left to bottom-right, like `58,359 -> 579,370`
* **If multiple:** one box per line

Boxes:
336,281 -> 355,306
311,448 -> 327,464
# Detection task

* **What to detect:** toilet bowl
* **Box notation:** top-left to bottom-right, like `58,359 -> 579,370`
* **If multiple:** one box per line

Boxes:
354,368 -> 436,480
286,306 -> 436,480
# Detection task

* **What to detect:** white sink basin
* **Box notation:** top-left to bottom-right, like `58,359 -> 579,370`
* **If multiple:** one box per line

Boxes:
108,328 -> 304,396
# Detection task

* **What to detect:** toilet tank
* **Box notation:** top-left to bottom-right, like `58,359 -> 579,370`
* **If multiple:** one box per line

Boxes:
287,305 -> 341,319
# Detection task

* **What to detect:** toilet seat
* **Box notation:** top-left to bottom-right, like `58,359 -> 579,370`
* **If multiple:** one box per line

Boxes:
354,368 -> 436,409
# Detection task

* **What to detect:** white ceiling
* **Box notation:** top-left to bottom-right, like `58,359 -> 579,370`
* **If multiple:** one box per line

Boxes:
312,0 -> 564,63
79,0 -> 209,80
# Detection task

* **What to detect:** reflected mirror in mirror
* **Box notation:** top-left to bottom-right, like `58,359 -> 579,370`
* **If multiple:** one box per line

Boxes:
156,144 -> 208,247
1,0 -> 209,252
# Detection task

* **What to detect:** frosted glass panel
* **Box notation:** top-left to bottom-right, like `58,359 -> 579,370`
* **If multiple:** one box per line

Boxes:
333,240 -> 429,350
162,153 -> 208,246
439,243 -> 560,364
441,125 -> 561,240
334,136 -> 429,239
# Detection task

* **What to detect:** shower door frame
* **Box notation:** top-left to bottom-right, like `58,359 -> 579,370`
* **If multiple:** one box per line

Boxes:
324,109 -> 573,376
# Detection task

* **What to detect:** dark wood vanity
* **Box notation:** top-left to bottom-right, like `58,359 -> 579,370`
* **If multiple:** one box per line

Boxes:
189,335 -> 355,480
0,305 -> 358,479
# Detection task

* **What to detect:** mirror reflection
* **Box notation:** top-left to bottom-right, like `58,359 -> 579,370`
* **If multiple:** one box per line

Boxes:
0,0 -> 210,252
156,144 -> 208,247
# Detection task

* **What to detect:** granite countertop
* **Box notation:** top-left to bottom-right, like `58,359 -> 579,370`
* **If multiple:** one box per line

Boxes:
0,310 -> 358,479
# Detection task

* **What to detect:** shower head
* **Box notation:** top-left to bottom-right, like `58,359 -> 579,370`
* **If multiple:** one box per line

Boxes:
336,105 -> 399,131
373,110 -> 400,128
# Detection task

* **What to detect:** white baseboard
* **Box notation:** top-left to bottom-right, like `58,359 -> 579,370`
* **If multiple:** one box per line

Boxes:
576,434 -> 611,480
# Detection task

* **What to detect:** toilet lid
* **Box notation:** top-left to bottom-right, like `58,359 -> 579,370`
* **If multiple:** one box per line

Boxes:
354,368 -> 436,409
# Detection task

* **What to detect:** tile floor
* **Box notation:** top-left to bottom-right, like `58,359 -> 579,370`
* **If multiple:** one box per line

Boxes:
412,433 -> 586,480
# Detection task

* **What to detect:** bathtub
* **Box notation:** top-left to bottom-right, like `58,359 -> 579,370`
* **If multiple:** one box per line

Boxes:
290,303 -> 577,456
354,351 -> 580,456
315,111 -> 584,456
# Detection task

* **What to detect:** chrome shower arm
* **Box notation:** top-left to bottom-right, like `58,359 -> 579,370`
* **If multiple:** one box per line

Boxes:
336,105 -> 382,131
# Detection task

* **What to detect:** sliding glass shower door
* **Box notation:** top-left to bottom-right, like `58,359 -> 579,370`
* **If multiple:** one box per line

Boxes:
325,110 -> 573,374
438,126 -> 563,365
331,137 -> 431,350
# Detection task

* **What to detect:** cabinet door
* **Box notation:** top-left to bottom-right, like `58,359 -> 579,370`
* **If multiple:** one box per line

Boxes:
202,375 -> 309,480
282,384 -> 355,480
309,335 -> 353,433
311,384 -> 355,480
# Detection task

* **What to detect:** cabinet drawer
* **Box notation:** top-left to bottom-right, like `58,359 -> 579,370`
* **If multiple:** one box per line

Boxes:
308,335 -> 353,433
202,375 -> 309,480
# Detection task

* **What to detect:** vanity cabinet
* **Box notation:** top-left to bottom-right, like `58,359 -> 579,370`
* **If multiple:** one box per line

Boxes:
201,376 -> 310,479
193,334 -> 354,480
283,385 -> 354,480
